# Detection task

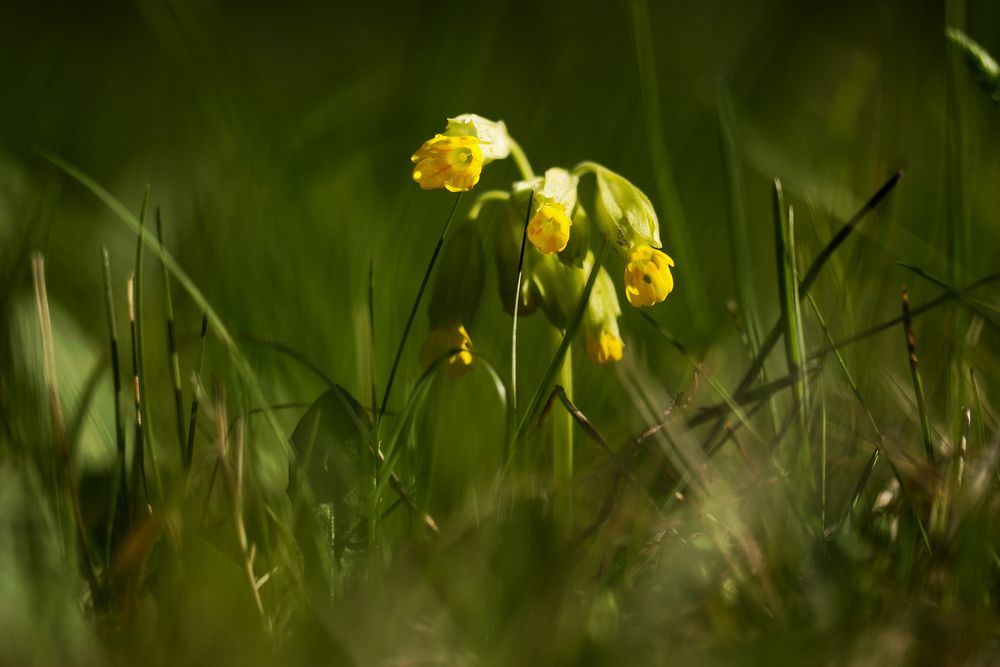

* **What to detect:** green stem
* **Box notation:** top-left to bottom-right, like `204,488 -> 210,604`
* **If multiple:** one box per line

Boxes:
552,330 -> 573,536
377,193 -> 463,431
507,137 -> 535,181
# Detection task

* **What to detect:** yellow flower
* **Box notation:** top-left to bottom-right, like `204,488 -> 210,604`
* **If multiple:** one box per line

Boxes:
624,245 -> 675,307
527,203 -> 572,254
411,114 -> 511,192
419,324 -> 474,376
411,135 -> 484,192
586,329 -> 624,364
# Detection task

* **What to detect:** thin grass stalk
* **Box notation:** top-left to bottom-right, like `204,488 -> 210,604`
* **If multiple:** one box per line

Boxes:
902,288 -> 936,464
101,246 -> 127,506
898,262 -> 1000,325
127,274 -> 150,510
156,208 -> 186,463
377,193 -> 463,430
133,187 -> 163,498
772,187 -> 810,473
185,314 -> 209,468
806,272 -> 1000,362
32,254 -> 101,602
511,191 -> 534,418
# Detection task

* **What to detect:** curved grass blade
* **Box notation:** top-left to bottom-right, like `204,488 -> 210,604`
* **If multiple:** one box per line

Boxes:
377,193 -> 463,430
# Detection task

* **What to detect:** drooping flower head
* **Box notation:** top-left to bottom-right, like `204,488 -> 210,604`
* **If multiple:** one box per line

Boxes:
527,203 -> 572,254
411,114 -> 511,192
573,162 -> 676,308
624,245 -> 674,308
586,330 -> 623,364
519,167 -> 580,255
419,324 -> 474,376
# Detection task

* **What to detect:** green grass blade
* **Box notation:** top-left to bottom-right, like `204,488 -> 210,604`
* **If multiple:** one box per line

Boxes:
101,246 -> 128,521
133,186 -> 163,498
511,191 -> 533,418
377,193 -> 463,429
772,181 -> 810,464
902,288 -> 936,464
703,171 -> 902,449
156,208 -> 187,464
897,262 -> 1000,325
184,314 -> 208,468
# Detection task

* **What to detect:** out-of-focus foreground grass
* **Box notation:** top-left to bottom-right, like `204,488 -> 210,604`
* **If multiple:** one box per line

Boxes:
1,0 -> 1000,665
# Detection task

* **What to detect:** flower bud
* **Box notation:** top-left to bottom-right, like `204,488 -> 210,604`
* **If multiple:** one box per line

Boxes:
419,324 -> 474,377
624,244 -> 674,307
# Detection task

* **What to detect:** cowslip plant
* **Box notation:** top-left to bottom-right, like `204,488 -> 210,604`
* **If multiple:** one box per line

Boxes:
411,113 -> 675,376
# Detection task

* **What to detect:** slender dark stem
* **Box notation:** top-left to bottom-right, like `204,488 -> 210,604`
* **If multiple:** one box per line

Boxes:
157,207 -> 187,463
377,193 -> 463,429
185,314 -> 209,469
511,192 -> 534,417
101,247 -> 128,524
902,288 -> 935,464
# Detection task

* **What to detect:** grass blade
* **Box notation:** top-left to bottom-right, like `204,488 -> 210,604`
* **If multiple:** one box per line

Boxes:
377,193 -> 463,430
703,171 -> 902,449
185,314 -> 209,468
156,208 -> 187,464
37,150 -> 293,466
133,187 -> 163,499
772,181 -> 810,462
101,246 -> 128,522
32,254 -> 101,602
902,288 -> 936,464
511,191 -> 533,418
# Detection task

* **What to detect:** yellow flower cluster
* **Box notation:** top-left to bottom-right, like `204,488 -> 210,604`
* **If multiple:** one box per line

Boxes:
411,113 -> 678,372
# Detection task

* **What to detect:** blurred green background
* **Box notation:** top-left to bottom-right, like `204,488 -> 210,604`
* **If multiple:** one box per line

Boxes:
2,0 -> 1000,664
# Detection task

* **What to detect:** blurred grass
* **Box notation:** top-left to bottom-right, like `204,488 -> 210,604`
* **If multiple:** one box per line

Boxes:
1,0 -> 1000,665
